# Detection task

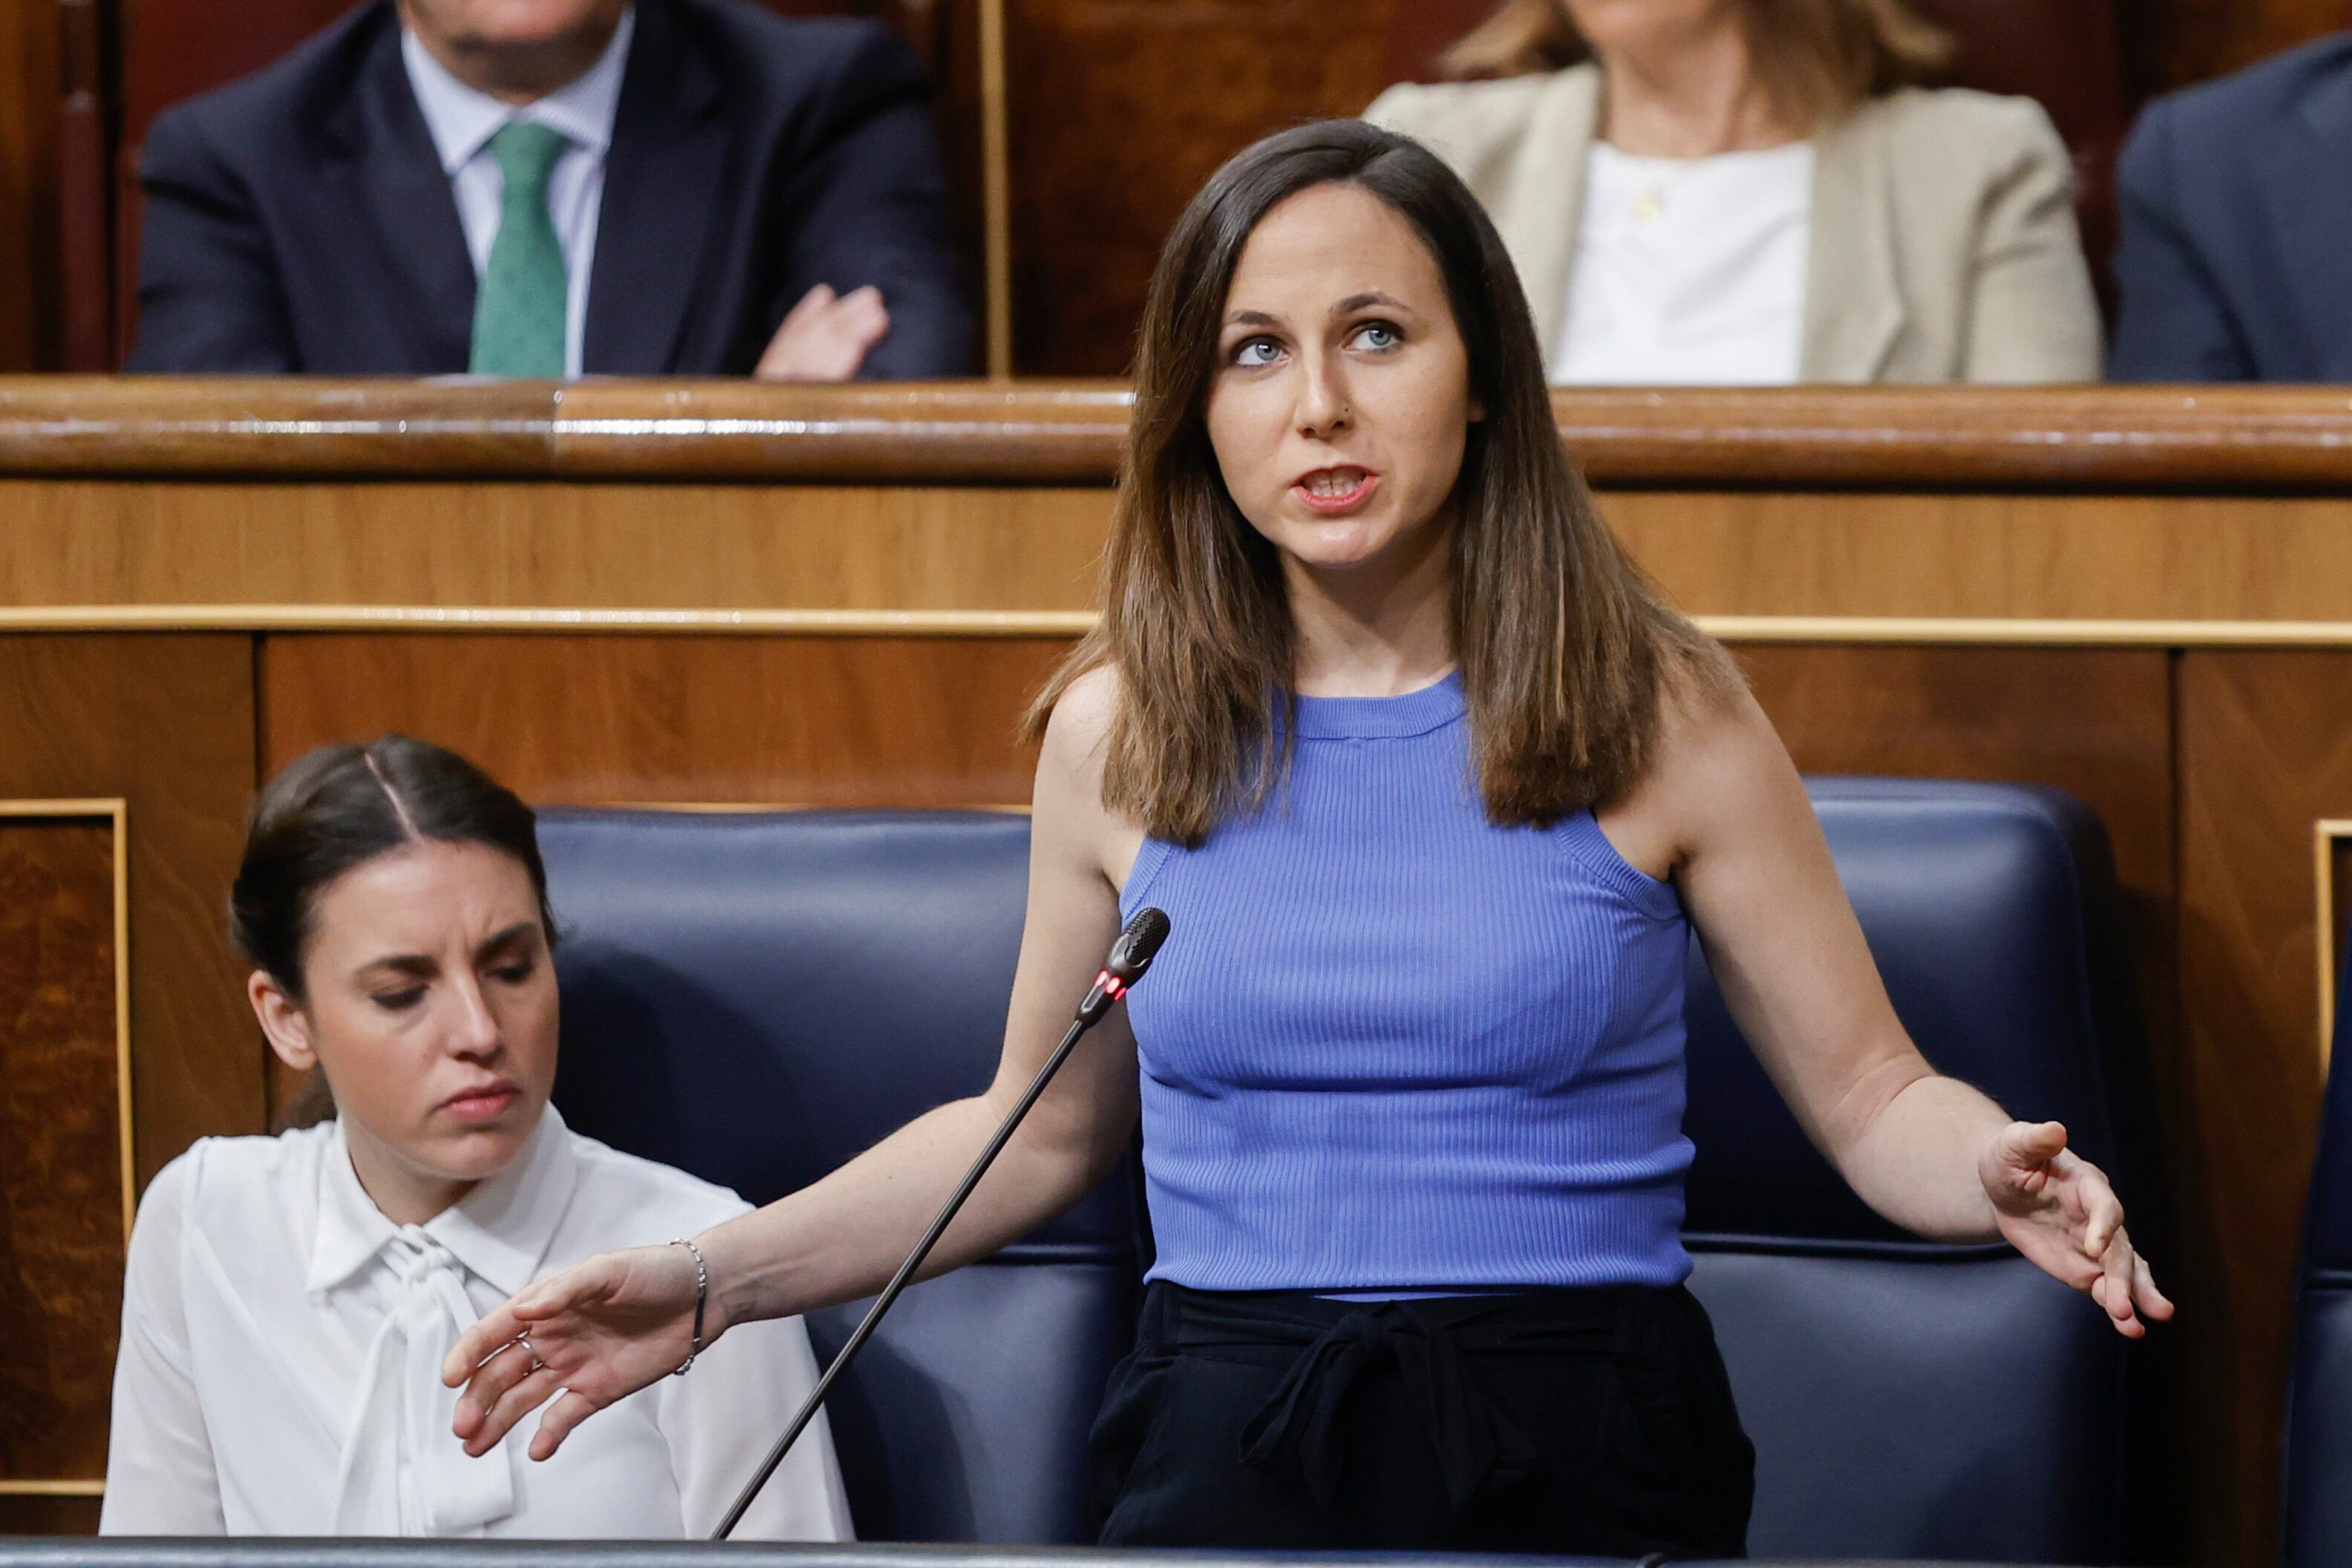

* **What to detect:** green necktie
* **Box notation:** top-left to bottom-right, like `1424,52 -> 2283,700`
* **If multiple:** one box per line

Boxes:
468,121 -> 571,378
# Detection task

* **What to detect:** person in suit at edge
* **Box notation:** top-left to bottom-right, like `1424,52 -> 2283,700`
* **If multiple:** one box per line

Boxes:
126,0 -> 974,379
99,736 -> 855,1538
437,121 -> 2169,1555
2109,33 -> 2352,381
1362,0 -> 2101,384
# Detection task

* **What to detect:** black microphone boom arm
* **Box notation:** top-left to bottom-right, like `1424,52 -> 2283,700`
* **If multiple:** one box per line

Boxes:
711,906 -> 1172,1539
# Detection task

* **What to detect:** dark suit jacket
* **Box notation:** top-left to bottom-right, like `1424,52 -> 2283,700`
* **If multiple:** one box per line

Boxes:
128,0 -> 975,376
2109,33 -> 2352,382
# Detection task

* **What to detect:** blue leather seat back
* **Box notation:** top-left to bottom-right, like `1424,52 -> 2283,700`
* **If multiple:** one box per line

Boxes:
2283,937 -> 2352,1568
537,809 -> 1140,1545
1682,779 -> 2159,1564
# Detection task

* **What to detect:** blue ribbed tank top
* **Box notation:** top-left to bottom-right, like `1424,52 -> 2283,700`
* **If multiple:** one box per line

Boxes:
1117,671 -> 1695,1293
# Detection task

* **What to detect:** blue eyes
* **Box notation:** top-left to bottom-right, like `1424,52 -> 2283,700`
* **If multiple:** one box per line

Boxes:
1226,321 -> 1404,368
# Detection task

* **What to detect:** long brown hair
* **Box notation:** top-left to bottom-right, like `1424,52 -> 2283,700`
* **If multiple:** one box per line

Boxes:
1439,0 -> 1952,131
1029,120 -> 1737,849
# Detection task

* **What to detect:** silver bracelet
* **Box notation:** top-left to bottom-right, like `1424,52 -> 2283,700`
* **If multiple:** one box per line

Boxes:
670,1237 -> 709,1376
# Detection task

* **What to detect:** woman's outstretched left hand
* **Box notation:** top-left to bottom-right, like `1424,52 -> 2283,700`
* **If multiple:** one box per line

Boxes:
1982,1120 -> 2175,1338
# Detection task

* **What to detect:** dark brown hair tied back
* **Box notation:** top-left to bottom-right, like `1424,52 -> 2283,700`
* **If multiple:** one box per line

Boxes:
1029,118 -> 1737,848
231,735 -> 555,1003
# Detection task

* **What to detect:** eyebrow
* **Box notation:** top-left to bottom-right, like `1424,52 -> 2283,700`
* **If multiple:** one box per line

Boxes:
1222,293 -> 1413,333
356,921 -> 540,979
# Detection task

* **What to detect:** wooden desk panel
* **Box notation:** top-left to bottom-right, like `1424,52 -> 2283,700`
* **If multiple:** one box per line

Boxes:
0,636 -> 257,1185
0,813 -> 123,1484
260,633 -> 1068,808
1610,491 -> 2352,627
9,479 -> 2352,636
0,481 -> 1112,616
2178,652 -> 2352,1546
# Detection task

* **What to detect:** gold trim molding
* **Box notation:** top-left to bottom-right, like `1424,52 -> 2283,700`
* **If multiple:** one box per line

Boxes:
2321,820 -> 2352,1070
0,606 -> 1100,636
13,604 -> 2352,646
0,1480 -> 105,1497
0,799 -> 130,1499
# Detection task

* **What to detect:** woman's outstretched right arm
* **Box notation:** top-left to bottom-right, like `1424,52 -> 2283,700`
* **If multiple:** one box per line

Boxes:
445,672 -> 1142,1460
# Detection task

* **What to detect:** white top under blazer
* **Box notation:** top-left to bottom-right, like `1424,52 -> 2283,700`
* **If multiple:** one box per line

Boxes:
1366,65 -> 2102,384
99,1105 -> 854,1540
1552,140 -> 1815,384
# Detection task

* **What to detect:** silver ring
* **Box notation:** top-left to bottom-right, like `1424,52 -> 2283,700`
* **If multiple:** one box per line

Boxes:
515,1328 -> 546,1374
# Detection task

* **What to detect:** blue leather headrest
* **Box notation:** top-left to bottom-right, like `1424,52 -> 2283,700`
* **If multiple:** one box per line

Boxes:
1685,779 -> 2137,1250
539,808 -> 1133,1260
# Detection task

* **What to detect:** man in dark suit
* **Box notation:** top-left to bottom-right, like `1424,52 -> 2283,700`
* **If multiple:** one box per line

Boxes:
128,0 -> 974,378
2109,33 -> 2352,382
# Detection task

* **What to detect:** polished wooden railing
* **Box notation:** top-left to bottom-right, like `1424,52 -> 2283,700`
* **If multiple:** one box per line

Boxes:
7,379 -> 2352,489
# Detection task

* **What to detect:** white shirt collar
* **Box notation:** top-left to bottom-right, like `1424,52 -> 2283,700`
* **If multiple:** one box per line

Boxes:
400,7 -> 636,176
307,1102 -> 582,1299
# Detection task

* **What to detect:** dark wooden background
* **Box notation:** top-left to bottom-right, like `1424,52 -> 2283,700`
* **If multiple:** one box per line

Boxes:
0,0 -> 2346,376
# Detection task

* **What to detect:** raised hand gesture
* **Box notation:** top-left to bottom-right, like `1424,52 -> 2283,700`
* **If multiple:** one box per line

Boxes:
1982,1120 -> 2174,1339
441,1241 -> 706,1460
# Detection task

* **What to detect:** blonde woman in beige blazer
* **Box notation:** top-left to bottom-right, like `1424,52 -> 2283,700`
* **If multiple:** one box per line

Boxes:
1365,0 -> 2101,383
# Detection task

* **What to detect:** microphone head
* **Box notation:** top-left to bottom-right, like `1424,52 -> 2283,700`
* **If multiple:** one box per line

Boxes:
1105,906 -> 1171,984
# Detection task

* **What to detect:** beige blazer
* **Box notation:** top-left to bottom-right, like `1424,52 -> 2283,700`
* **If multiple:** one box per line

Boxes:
1365,65 -> 2103,383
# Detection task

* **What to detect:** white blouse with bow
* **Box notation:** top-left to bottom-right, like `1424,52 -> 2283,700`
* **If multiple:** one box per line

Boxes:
99,1105 -> 853,1540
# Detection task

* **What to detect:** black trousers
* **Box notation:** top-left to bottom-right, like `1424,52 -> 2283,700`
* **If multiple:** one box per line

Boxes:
1091,1281 -> 1754,1558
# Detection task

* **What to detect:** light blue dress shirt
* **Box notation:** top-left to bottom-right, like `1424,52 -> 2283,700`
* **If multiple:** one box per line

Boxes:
400,9 -> 636,378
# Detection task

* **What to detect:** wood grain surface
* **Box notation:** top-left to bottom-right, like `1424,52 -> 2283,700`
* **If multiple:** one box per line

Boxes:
260,633 -> 1073,806
16,381 -> 2352,492
19,472 -> 2352,633
0,0 -> 62,373
0,479 -> 1113,614
0,816 -> 122,1482
1001,0 -> 1394,375
0,637 -> 261,1186
1602,490 -> 2352,625
0,1494 -> 102,1532
2178,650 -> 2352,1566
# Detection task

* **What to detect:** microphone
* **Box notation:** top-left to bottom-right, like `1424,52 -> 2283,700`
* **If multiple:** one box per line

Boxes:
1079,904 -> 1170,1024
712,906 -> 1172,1539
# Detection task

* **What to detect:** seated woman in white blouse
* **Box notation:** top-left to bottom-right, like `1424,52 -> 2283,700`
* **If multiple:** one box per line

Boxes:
1365,0 -> 2103,384
100,736 -> 853,1541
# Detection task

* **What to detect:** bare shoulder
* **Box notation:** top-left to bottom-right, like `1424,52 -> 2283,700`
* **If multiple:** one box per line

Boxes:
1033,663 -> 1149,886
1036,663 -> 1120,791
1651,661 -> 1781,787
1604,660 -> 1803,863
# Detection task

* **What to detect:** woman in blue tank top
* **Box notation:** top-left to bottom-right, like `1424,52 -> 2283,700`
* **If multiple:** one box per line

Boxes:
446,121 -> 2172,1556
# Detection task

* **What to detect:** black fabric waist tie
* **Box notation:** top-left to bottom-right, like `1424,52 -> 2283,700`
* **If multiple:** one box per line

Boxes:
1166,1285 -> 1627,1513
